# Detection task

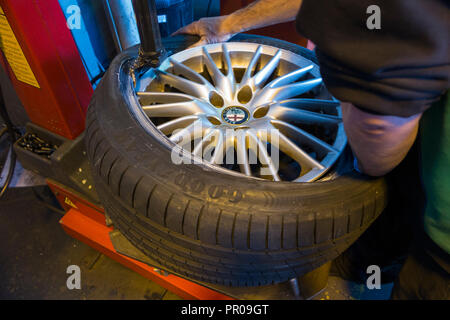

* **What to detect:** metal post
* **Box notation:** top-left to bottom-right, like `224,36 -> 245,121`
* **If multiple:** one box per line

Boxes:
131,0 -> 166,71
103,0 -> 141,52
289,278 -> 301,299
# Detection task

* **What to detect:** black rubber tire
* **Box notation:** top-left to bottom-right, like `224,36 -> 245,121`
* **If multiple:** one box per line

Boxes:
85,34 -> 388,287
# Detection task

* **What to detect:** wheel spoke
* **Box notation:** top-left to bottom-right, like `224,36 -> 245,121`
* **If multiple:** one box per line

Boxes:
202,47 -> 234,99
137,91 -> 195,102
202,47 -> 223,82
272,128 -> 324,170
143,99 -> 216,117
247,130 -> 280,181
235,130 -> 251,176
209,130 -> 225,164
157,115 -> 200,135
252,78 -> 323,107
240,45 -> 262,87
206,130 -> 236,165
268,105 -> 342,126
222,44 -> 235,84
170,118 -> 214,152
202,140 -> 217,162
169,120 -> 198,144
271,119 -> 338,154
193,129 -> 216,157
268,65 -> 314,88
253,49 -> 282,88
155,69 -> 212,100
169,58 -> 215,89
270,78 -> 323,99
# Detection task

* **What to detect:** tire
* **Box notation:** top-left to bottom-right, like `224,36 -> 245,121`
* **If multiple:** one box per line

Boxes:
85,34 -> 388,287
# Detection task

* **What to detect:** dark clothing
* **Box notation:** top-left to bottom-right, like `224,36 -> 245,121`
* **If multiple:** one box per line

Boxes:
295,0 -> 450,299
296,0 -> 450,117
391,231 -> 450,300
420,92 -> 450,254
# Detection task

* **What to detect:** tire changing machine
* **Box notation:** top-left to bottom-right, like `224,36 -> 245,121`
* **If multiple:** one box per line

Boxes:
2,0 -> 330,300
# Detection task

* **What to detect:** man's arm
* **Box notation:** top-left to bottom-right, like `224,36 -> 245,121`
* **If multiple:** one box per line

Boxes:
174,0 -> 303,46
341,102 -> 422,177
295,1 -> 448,177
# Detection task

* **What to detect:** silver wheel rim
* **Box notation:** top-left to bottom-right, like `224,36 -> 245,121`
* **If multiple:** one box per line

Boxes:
133,42 -> 347,182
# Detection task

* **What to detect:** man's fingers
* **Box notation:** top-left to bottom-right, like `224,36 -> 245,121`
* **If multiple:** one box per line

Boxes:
187,37 -> 209,49
172,22 -> 197,36
171,27 -> 187,36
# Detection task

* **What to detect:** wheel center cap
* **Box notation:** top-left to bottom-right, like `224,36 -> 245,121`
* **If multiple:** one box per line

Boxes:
221,106 -> 249,125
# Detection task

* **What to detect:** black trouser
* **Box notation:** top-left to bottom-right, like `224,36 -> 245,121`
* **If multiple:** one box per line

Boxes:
391,232 -> 450,300
332,141 -> 450,299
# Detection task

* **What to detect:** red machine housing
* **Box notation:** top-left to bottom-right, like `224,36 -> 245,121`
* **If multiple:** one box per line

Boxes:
0,0 -> 92,139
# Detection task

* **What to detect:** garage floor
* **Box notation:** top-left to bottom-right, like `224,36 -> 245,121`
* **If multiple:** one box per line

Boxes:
0,163 -> 393,300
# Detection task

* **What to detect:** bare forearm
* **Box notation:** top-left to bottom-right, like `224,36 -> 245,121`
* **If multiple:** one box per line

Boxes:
222,0 -> 303,34
341,102 -> 422,177
174,0 -> 303,47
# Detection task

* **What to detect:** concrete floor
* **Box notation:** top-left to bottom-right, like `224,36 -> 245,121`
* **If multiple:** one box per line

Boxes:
0,183 -> 182,300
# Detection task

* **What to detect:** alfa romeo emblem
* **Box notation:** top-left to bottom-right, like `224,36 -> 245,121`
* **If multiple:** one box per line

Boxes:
222,106 -> 249,125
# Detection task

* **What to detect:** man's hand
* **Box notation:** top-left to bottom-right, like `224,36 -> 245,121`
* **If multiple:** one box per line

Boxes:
173,0 -> 303,48
173,16 -> 235,48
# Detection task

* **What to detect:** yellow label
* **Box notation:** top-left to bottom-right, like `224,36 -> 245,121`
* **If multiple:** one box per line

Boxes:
64,197 -> 78,209
0,6 -> 40,88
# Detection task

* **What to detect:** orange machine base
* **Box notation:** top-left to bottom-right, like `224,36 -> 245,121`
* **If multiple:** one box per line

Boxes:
50,181 -> 232,300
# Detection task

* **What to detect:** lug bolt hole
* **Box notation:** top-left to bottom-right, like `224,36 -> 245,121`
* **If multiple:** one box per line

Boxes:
253,104 -> 271,119
209,92 -> 224,108
207,116 -> 222,125
237,85 -> 253,104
